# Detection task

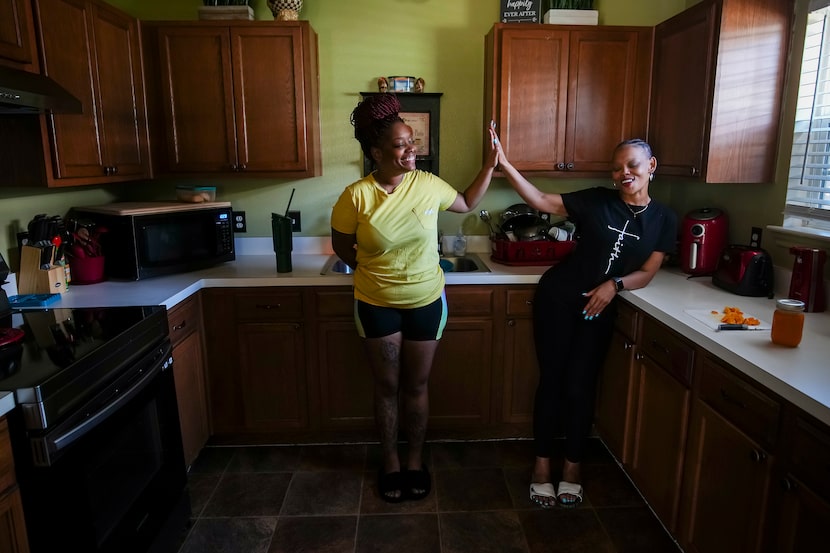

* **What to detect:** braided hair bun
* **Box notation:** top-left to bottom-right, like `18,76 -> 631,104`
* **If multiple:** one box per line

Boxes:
351,94 -> 405,161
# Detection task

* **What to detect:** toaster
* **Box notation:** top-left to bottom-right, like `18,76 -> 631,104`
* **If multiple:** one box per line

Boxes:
712,245 -> 774,298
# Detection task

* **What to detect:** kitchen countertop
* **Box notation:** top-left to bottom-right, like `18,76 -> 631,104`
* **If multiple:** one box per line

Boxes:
2,236 -> 828,426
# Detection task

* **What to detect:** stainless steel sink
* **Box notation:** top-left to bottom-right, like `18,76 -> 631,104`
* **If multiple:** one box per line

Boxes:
439,253 -> 490,273
321,255 -> 354,275
321,253 -> 490,275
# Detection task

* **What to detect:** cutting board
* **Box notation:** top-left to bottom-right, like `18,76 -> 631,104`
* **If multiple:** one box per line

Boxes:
684,308 -> 771,331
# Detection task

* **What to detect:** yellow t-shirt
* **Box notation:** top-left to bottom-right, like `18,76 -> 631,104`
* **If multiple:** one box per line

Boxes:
331,170 -> 459,308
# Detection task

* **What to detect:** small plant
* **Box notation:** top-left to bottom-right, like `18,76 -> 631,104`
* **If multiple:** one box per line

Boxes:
549,0 -> 594,9
202,0 -> 249,6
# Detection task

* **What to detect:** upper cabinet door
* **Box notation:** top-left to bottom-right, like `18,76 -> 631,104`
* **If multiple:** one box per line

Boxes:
649,0 -> 792,183
0,0 -> 37,68
35,0 -> 149,185
565,29 -> 652,173
493,27 -> 569,173
155,26 -> 237,173
147,21 -> 322,178
485,24 -> 652,177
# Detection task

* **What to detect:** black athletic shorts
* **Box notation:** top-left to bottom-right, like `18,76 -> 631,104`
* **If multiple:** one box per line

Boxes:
354,292 -> 447,340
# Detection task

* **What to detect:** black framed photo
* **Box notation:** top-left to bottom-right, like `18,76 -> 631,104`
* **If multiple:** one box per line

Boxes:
359,92 -> 442,176
500,0 -> 542,23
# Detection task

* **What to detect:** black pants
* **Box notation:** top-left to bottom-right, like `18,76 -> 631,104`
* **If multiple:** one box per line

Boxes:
531,270 -> 616,463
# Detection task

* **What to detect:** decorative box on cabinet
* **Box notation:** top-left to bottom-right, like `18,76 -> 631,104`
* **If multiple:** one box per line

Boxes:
649,0 -> 791,182
168,294 -> 209,467
0,417 -> 30,553
627,315 -> 694,532
484,23 -> 652,176
678,356 -> 779,553
0,0 -> 37,70
28,0 -> 150,186
595,300 -> 639,463
143,21 -> 321,177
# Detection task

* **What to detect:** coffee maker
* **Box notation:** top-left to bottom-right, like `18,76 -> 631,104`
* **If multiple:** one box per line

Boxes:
788,246 -> 827,312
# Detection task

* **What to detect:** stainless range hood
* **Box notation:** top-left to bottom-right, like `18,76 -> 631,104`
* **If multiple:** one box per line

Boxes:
0,65 -> 82,114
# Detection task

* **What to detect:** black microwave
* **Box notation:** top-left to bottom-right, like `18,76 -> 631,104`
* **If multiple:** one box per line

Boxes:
69,202 -> 235,280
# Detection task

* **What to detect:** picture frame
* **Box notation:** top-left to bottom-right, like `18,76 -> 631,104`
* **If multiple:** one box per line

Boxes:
359,92 -> 442,176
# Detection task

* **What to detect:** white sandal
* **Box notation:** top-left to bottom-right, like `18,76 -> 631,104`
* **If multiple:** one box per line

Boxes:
529,482 -> 557,508
556,481 -> 583,507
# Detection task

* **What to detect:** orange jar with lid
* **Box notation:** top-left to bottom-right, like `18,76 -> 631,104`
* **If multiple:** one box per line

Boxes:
770,299 -> 806,347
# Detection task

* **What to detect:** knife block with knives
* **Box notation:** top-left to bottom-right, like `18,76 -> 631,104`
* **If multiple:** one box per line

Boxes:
17,245 -> 67,295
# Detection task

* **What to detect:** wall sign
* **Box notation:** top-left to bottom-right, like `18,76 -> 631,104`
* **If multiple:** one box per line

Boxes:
500,0 -> 542,23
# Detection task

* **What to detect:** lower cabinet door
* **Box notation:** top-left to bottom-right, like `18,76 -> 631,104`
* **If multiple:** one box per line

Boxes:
316,320 -> 374,429
595,330 -> 637,463
679,401 -> 772,553
172,330 -> 209,467
774,475 -> 830,552
0,487 -> 29,553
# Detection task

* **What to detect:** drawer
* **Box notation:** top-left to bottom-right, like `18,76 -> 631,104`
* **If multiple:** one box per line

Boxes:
446,286 -> 494,316
167,294 -> 201,346
615,300 -> 639,341
790,418 -> 830,499
640,316 -> 694,387
505,287 -> 535,317
235,290 -> 303,321
699,357 -> 780,447
314,288 -> 354,318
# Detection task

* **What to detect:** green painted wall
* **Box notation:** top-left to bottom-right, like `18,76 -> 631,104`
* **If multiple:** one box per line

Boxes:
15,0 -> 781,272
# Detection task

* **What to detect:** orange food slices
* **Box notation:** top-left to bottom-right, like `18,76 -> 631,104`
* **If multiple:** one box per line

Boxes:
717,306 -> 760,326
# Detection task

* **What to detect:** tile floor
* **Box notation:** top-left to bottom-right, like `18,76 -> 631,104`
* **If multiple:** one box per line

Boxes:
173,438 -> 681,553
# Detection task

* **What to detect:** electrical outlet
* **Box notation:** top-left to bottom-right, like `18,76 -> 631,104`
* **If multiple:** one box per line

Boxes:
750,226 -> 763,248
232,211 -> 247,233
287,210 -> 301,232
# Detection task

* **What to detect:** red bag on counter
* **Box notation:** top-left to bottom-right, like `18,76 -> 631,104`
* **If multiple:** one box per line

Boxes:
490,239 -> 576,266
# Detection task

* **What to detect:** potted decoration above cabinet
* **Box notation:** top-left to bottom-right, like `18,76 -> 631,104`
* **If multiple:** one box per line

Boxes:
484,21 -> 651,176
543,0 -> 598,25
198,0 -> 254,21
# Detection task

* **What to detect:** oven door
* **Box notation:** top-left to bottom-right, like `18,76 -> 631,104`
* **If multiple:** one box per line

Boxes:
10,340 -> 190,553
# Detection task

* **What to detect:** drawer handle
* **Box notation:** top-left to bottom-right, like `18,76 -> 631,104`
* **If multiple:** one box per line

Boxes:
720,389 -> 746,410
172,320 -> 187,331
750,449 -> 767,464
650,340 -> 670,354
256,304 -> 282,310
525,300 -> 533,306
781,478 -> 797,493
634,352 -> 644,361
508,320 -> 515,327
624,341 -> 634,351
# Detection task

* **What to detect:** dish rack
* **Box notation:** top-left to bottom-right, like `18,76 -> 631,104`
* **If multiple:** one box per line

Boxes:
490,239 -> 576,266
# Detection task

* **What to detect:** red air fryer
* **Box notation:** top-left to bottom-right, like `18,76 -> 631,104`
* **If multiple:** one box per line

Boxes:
680,208 -> 729,275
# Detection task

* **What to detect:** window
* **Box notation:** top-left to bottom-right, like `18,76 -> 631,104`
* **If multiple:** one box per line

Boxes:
787,3 -> 830,231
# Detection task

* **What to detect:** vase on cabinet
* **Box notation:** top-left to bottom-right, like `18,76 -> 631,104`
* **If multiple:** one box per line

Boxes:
268,0 -> 302,21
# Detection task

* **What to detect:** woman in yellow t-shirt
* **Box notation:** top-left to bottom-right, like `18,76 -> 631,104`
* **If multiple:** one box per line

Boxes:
331,94 -> 498,503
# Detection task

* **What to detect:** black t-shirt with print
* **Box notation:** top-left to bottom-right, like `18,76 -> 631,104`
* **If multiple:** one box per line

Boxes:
551,187 -> 678,295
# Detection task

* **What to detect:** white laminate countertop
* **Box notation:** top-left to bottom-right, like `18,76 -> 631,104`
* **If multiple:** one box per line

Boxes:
2,236 -> 828,426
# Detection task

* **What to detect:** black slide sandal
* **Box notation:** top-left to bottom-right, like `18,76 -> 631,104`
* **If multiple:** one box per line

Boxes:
406,465 -> 431,501
377,469 -> 406,503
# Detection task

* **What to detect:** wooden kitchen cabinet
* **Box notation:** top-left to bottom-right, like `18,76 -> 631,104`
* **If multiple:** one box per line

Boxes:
168,294 -> 209,468
31,0 -> 150,185
595,300 -> 639,463
767,416 -> 830,552
202,288 -> 309,437
484,24 -> 652,176
313,287 -> 374,430
144,21 -> 321,177
501,286 -> 538,424
679,357 -> 779,553
430,286 -> 495,428
0,417 -> 30,553
649,0 -> 791,183
627,315 -> 693,532
0,0 -> 37,70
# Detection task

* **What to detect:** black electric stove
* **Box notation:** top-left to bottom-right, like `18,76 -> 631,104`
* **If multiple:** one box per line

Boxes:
0,304 -> 170,431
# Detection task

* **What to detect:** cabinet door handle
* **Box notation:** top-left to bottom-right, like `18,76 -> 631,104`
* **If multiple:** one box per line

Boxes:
172,320 -> 187,331
556,162 -> 565,170
256,304 -> 281,310
780,478 -> 796,492
230,164 -> 238,171
690,166 -> 699,176
239,164 -> 247,171
566,162 -> 574,170
624,341 -> 633,351
720,389 -> 746,410
507,319 -> 515,327
749,449 -> 767,464
112,166 -> 118,175
634,352 -> 644,361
